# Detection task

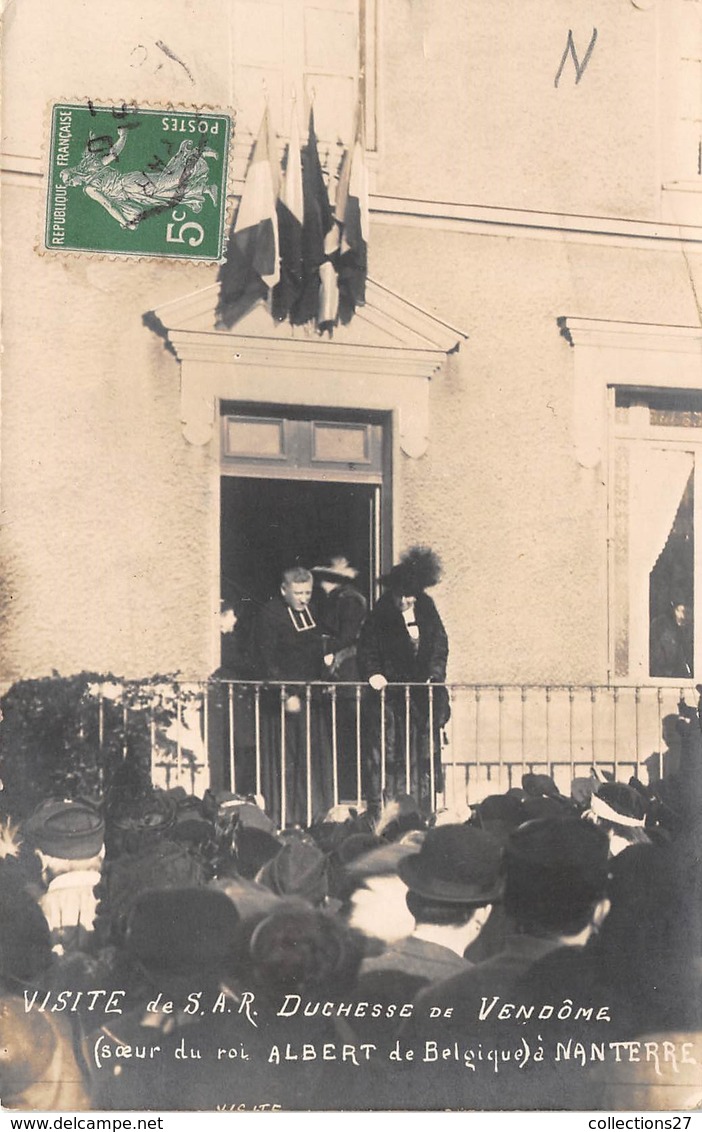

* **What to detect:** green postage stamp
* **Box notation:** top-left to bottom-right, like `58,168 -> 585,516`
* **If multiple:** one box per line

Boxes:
44,103 -> 231,260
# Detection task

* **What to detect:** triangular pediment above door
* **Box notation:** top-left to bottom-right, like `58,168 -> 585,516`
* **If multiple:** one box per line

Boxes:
146,279 -> 467,455
149,278 -> 467,358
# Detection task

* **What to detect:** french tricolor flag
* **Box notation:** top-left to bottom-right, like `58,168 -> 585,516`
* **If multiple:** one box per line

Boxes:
217,107 -> 280,327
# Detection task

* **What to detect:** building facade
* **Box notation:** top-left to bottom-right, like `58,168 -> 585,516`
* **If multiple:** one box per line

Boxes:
2,0 -> 701,801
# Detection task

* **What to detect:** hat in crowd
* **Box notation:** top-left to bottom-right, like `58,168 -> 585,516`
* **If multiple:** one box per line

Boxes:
331,832 -> 382,869
312,557 -> 359,583
203,792 -> 277,833
469,794 -> 525,846
522,773 -> 564,800
590,782 -> 648,827
380,546 -> 442,596
25,798 -> 104,860
344,835 -> 424,883
376,793 -> 425,840
233,801 -> 278,835
107,785 -> 178,855
520,795 -> 575,824
472,793 -> 525,828
308,819 -> 356,856
503,817 -> 611,936
170,795 -> 213,845
127,887 -> 240,974
398,824 -> 503,905
506,817 -> 609,895
209,875 -> 281,928
256,839 -> 328,906
235,824 -> 284,879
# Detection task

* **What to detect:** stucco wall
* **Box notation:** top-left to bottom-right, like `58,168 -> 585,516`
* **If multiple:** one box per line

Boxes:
372,225 -> 702,682
0,177 -> 223,680
3,0 -> 665,219
377,0 -> 660,219
1,1 -> 700,684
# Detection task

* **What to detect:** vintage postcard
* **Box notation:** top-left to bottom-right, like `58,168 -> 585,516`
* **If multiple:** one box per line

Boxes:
1,0 -> 701,1116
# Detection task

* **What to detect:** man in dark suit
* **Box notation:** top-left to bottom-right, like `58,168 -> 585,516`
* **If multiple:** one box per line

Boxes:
390,817 -> 611,1110
358,824 -> 501,988
649,598 -> 693,678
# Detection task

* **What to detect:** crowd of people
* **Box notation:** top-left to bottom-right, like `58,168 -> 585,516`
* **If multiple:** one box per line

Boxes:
1,547 -> 700,1112
1,696 -> 700,1112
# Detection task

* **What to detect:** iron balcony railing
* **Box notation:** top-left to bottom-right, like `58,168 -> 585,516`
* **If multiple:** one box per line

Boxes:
85,679 -> 697,826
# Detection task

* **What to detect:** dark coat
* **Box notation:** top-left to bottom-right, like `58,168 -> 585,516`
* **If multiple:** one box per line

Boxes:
254,596 -> 333,824
255,595 -> 326,684
357,591 -> 450,727
649,612 -> 692,678
320,584 -> 367,682
216,602 -> 260,678
357,591 -> 448,684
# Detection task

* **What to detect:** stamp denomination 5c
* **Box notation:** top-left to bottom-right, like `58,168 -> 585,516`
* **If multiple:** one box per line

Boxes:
44,102 -> 232,261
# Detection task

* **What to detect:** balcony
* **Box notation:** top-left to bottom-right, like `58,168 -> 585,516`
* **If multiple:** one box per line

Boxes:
83,679 -> 695,825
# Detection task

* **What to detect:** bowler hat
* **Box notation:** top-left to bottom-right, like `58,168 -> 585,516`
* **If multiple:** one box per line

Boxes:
398,824 -> 503,905
522,773 -> 563,799
506,817 -> 609,886
473,793 -> 525,827
25,798 -> 104,860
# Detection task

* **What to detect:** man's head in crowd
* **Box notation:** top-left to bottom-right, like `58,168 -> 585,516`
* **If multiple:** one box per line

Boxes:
504,817 -> 610,944
399,825 -> 503,955
280,567 -> 313,611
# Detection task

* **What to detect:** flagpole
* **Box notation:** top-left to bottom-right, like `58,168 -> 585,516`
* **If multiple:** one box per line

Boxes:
264,96 -> 276,320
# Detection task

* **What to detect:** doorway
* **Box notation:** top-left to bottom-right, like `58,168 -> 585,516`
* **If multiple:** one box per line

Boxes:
219,406 -> 390,618
220,477 -> 379,608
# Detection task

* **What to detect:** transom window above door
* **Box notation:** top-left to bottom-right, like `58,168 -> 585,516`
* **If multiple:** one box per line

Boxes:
221,412 -> 384,482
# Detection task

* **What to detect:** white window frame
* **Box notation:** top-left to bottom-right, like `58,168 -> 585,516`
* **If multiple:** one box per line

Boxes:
561,317 -> 702,685
612,393 -> 701,682
229,0 -> 378,187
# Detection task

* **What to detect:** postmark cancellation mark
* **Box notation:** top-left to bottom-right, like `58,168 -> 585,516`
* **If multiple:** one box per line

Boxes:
44,103 -> 232,261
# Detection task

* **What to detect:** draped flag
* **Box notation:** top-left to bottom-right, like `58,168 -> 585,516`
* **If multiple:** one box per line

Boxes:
216,107 -> 279,328
334,104 -> 369,324
294,108 -> 336,328
272,106 -> 304,322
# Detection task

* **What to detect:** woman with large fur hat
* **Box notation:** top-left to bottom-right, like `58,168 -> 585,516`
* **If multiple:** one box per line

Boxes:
358,547 -> 449,813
